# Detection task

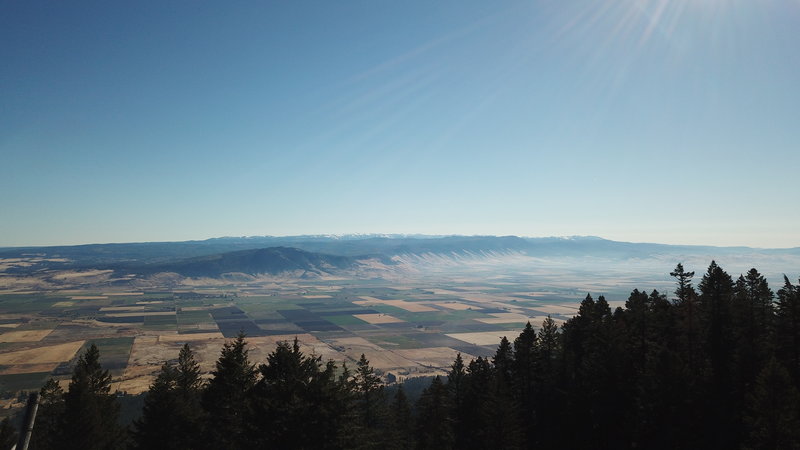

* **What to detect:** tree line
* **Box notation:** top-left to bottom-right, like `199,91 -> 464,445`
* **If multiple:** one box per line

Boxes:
8,261 -> 800,449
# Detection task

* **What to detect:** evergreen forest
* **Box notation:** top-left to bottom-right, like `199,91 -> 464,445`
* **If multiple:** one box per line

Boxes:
8,261 -> 800,450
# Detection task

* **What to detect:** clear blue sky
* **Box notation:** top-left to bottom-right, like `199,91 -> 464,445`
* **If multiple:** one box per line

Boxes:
2,1 -> 799,248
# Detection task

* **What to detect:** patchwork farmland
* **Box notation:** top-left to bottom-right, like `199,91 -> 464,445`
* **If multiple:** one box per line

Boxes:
0,278 -> 588,406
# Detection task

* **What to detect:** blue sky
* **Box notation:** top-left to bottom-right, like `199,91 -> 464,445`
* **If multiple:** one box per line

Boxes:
2,0 -> 799,247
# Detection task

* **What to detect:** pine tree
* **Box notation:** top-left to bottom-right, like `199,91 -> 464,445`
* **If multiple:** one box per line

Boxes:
415,376 -> 454,450
671,263 -> 695,304
536,315 -> 560,375
59,343 -> 123,450
698,261 -> 737,448
743,358 -> 800,449
388,385 -> 414,450
776,276 -> 800,384
354,353 -> 387,449
133,344 -> 204,450
447,353 -> 468,447
484,337 -> 522,449
247,338 -> 347,449
201,332 -> 257,450
699,261 -> 735,380
732,270 -> 774,399
0,417 -> 17,450
533,315 -> 563,449
29,378 -> 64,450
132,363 -> 180,450
512,322 -> 538,448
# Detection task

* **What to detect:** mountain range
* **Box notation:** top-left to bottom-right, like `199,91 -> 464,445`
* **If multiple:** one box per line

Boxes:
1,235 -> 798,279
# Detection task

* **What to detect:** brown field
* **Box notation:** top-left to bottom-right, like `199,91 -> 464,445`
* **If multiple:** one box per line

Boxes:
120,333 -> 341,394
128,336 -> 193,368
395,347 -> 476,368
106,311 -> 175,317
0,324 -> 19,329
0,329 -> 54,343
429,289 -> 463,296
113,364 -> 161,394
246,334 -> 342,364
55,270 -> 113,280
353,313 -> 404,324
383,300 -> 436,312
70,296 -> 108,300
158,332 -> 224,342
434,302 -> 474,310
445,331 -> 512,346
477,312 -> 528,322
327,336 -> 419,370
102,292 -> 144,296
52,301 -> 75,307
354,297 -> 437,312
530,304 -> 580,315
457,293 -> 506,303
0,363 -> 62,375
0,341 -> 84,365
99,306 -> 146,312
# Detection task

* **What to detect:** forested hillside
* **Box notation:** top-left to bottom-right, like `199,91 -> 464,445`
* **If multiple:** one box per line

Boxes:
11,261 -> 800,450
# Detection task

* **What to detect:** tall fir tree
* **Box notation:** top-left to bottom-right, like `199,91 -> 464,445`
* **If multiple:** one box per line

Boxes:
247,338 -> 348,449
776,276 -> 800,385
133,344 -> 204,450
29,378 -> 64,450
201,332 -> 257,450
132,363 -> 180,450
59,343 -> 123,450
415,376 -> 454,450
0,417 -> 17,450
388,384 -> 415,450
743,358 -> 800,449
354,353 -> 388,449
670,263 -> 695,304
512,322 -> 538,449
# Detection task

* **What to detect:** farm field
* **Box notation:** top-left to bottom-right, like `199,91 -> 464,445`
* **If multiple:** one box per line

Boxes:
0,276 -> 583,403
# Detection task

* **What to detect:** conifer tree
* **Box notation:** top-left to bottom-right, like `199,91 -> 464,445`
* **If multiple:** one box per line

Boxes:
201,332 -> 257,450
415,376 -> 454,450
354,353 -> 387,449
732,270 -> 774,398
247,338 -> 346,449
670,263 -> 695,304
743,358 -> 800,449
132,363 -> 180,450
512,323 -> 538,448
133,344 -> 204,450
29,378 -> 64,450
776,276 -> 800,384
447,353 -> 467,446
699,261 -> 735,378
59,343 -> 123,450
0,417 -> 17,450
536,315 -> 560,375
532,316 -> 563,449
483,337 -> 522,449
388,385 -> 414,450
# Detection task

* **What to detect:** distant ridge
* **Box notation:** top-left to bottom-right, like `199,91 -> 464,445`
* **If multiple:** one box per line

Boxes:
1,235 -> 798,276
135,247 -> 357,278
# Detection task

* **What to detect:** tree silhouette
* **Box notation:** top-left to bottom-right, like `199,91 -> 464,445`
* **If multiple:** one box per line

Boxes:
59,343 -> 123,450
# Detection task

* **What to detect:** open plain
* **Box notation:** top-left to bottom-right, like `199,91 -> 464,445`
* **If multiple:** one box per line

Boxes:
0,273 -> 586,401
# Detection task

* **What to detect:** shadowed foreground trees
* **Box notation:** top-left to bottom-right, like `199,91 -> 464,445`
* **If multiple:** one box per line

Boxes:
18,261 -> 800,449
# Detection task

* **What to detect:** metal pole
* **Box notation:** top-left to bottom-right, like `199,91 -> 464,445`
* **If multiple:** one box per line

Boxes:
16,392 -> 39,450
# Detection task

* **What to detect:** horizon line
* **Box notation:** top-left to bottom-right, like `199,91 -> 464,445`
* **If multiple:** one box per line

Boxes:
1,233 -> 798,251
